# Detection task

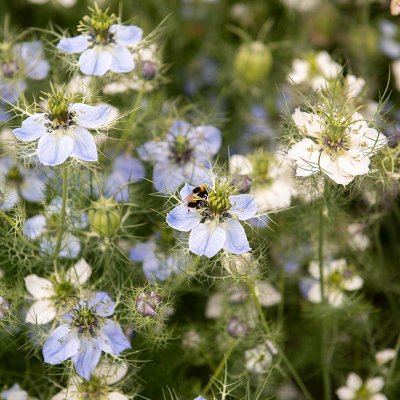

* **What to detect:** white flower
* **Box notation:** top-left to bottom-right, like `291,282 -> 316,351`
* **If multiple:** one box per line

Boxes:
13,101 -> 110,166
254,280 -> 282,307
245,340 -> 278,375
336,373 -> 387,400
287,108 -> 387,185
52,360 -> 129,400
391,0 -> 400,15
305,259 -> 363,307
280,0 -> 320,12
24,259 -> 92,324
345,75 -> 365,99
375,349 -> 396,366
287,52 -> 341,91
0,384 -> 30,400
347,223 -> 370,251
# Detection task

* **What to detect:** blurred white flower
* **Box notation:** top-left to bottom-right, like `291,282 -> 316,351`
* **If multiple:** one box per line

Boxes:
347,223 -> 370,251
245,340 -> 278,374
280,0 -> 320,12
375,349 -> 396,366
336,373 -> 387,400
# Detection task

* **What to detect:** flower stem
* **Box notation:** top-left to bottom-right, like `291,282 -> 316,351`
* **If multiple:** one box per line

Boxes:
318,193 -> 331,400
0,209 -> 21,234
201,340 -> 238,396
54,163 -> 68,263
246,281 -> 314,400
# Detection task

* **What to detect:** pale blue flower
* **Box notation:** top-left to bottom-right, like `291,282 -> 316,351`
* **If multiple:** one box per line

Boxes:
42,292 -> 131,380
0,41 -> 49,120
379,20 -> 400,59
0,383 -> 29,400
13,103 -> 110,166
57,24 -> 142,76
0,157 -> 48,210
138,120 -> 221,193
166,183 -> 257,258
129,236 -> 188,281
104,153 -> 144,202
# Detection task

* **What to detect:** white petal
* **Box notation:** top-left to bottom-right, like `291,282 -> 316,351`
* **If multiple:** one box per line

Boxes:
189,221 -> 226,258
108,393 -> 129,400
70,103 -> 110,129
57,35 -> 91,53
79,48 -> 113,76
230,155 -> 253,175
221,218 -> 251,254
69,127 -> 98,162
292,108 -> 324,137
66,258 -> 92,286
24,274 -> 54,298
37,131 -> 74,166
94,360 -> 129,384
370,394 -> 388,400
337,154 -> 370,176
343,276 -> 363,291
13,113 -> 47,142
110,24 -> 143,46
110,45 -> 134,73
346,373 -> 363,390
336,387 -> 356,400
365,377 -> 385,393
25,299 -> 57,324
307,283 -> 322,303
288,59 -> 310,85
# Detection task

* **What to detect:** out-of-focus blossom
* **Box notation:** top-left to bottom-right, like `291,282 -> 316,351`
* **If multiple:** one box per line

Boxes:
245,340 -> 278,375
336,373 -> 387,400
347,223 -> 370,251
280,0 -> 320,12
375,349 -> 396,366
0,384 -> 30,400
27,0 -> 77,7
391,0 -> 400,15
379,20 -> 400,60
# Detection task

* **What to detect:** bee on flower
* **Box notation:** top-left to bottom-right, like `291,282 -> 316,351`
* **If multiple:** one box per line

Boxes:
166,180 -> 257,258
57,5 -> 143,76
286,107 -> 387,185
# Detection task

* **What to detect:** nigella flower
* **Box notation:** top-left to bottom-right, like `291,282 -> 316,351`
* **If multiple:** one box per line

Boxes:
336,373 -> 387,400
12,90 -> 110,166
0,41 -> 49,121
302,259 -> 363,307
24,259 -> 92,324
166,181 -> 257,258
286,108 -> 387,185
0,157 -> 48,210
245,340 -> 278,375
0,384 -> 30,400
138,120 -> 221,193
129,235 -> 189,281
52,360 -> 129,400
23,197 -> 88,259
43,292 -> 131,380
103,153 -> 144,202
28,0 -> 77,7
57,6 -> 143,76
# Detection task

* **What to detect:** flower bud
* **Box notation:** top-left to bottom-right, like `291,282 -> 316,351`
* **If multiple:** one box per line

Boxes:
1,62 -> 19,79
136,290 -> 161,317
221,252 -> 257,275
88,196 -> 121,237
234,41 -> 272,85
142,61 -> 158,81
227,317 -> 248,338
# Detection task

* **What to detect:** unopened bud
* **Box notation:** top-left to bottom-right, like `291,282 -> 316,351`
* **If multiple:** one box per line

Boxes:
234,41 -> 272,85
88,196 -> 121,237
142,61 -> 158,80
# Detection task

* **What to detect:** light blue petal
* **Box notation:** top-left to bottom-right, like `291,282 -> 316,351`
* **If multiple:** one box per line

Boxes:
110,45 -> 134,73
182,162 -> 212,187
15,41 -> 50,80
229,194 -> 257,220
0,79 -> 26,103
42,324 -> 80,364
166,205 -> 201,232
129,240 -> 156,262
79,48 -> 113,76
221,218 -> 250,254
98,319 -> 131,355
104,172 -> 128,202
143,257 -> 165,282
37,132 -> 74,166
137,141 -> 169,162
110,24 -> 143,46
113,154 -> 145,182
88,291 -> 115,317
188,222 -> 226,258
57,35 -> 91,54
23,215 -> 47,240
0,187 -> 19,210
20,172 -> 46,203
13,113 -> 47,142
0,106 -> 11,122
71,338 -> 102,381
191,125 -> 221,155
59,233 -> 81,259
180,183 -> 195,200
70,103 -> 110,129
168,120 -> 191,139
153,163 -> 185,193
69,126 -> 98,162
248,215 -> 269,229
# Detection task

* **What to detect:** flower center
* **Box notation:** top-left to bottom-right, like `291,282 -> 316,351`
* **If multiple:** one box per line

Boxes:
6,166 -> 22,183
72,305 -> 102,336
53,280 -> 74,302
79,6 -> 117,46
77,377 -> 107,399
355,386 -> 371,399
1,61 -> 19,79
321,124 -> 349,158
45,92 -> 75,131
170,135 -> 193,164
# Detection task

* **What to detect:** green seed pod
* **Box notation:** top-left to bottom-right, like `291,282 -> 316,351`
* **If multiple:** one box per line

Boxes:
88,196 -> 121,237
234,41 -> 272,86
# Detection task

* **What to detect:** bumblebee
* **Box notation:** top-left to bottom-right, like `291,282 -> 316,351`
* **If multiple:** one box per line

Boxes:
185,184 -> 209,209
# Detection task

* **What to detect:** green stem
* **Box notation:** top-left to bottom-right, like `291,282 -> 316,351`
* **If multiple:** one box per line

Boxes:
388,331 -> 400,381
246,282 -> 314,400
0,209 -> 20,233
114,90 -> 144,156
201,340 -> 238,396
54,163 -> 68,263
